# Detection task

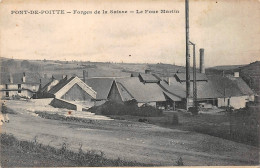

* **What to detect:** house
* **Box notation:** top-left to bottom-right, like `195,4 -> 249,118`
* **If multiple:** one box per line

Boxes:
107,75 -> 168,109
208,74 -> 255,109
40,76 -> 97,111
159,72 -> 255,109
36,75 -> 67,98
0,72 -> 50,99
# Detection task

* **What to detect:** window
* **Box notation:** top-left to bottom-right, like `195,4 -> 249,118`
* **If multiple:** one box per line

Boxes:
6,91 -> 9,97
5,84 -> 8,89
18,84 -> 21,93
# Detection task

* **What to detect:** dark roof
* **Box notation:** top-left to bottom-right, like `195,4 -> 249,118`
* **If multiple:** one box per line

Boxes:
40,78 -> 52,87
175,73 -> 208,82
40,79 -> 58,92
85,78 -> 114,100
160,75 -> 254,99
159,77 -> 187,98
233,78 -> 254,95
0,72 -> 42,84
116,77 -> 166,103
163,92 -> 182,101
0,73 -> 10,84
160,78 -> 222,99
208,75 -> 254,97
139,73 -> 160,83
48,77 -> 74,94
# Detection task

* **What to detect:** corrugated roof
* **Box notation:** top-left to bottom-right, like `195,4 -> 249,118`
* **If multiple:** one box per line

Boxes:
175,73 -> 208,82
85,78 -> 114,100
116,77 -> 166,103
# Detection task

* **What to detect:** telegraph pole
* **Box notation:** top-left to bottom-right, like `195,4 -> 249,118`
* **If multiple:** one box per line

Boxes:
185,0 -> 191,110
189,41 -> 197,113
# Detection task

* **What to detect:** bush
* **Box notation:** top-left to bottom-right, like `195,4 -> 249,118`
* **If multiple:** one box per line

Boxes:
89,101 -> 162,117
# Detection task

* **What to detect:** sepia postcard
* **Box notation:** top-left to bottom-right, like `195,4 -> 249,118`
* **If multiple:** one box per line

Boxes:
0,0 -> 259,167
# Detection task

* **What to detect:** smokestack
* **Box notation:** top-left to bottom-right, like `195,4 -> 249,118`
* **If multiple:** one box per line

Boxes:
200,48 -> 205,73
83,70 -> 88,82
185,0 -> 191,110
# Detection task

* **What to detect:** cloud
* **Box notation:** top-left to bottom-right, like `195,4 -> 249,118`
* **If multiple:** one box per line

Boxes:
0,0 -> 259,67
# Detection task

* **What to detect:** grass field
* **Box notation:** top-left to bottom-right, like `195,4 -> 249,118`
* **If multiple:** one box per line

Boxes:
0,133 -> 151,167
109,109 -> 259,147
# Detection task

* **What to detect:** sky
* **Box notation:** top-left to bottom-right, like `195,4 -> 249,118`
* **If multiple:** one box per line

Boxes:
0,0 -> 259,67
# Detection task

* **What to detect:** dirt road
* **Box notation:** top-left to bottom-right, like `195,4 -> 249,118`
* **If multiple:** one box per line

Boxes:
0,100 -> 259,166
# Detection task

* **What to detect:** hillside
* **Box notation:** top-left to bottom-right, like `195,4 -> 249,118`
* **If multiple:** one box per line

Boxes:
1,57 -> 259,94
0,57 -> 185,79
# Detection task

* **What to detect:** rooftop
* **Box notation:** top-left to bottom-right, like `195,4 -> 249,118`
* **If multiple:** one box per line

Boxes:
175,73 -> 208,82
85,78 -> 114,100
116,77 -> 166,103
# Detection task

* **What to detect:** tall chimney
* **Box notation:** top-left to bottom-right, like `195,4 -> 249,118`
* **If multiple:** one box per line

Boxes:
83,70 -> 88,82
185,0 -> 191,110
199,48 -> 205,73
